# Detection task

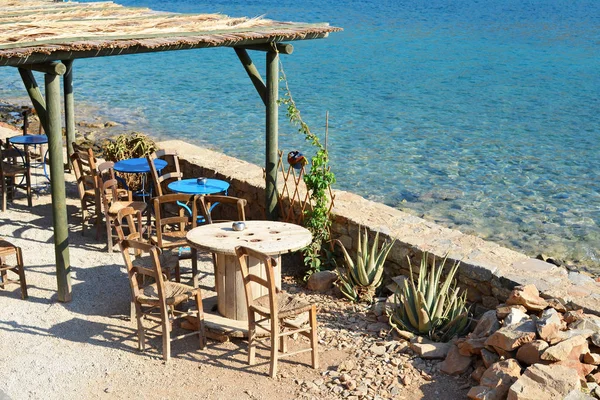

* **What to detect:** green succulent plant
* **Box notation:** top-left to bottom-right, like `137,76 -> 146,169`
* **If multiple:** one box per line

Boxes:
101,132 -> 157,189
388,253 -> 469,342
334,227 -> 396,303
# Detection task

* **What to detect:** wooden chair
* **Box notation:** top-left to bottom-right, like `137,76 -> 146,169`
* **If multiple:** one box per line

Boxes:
235,246 -> 318,378
119,239 -> 205,361
70,148 -> 100,236
197,194 -> 247,224
151,193 -> 199,285
0,139 -> 32,212
0,238 -> 27,299
100,178 -> 148,253
114,206 -> 180,282
146,149 -> 183,197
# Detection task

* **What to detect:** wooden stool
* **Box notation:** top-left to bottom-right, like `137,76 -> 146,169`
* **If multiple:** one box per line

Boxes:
0,239 -> 28,300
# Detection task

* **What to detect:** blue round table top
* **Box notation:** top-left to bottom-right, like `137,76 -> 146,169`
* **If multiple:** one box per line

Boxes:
168,178 -> 229,195
8,134 -> 48,145
113,158 -> 167,173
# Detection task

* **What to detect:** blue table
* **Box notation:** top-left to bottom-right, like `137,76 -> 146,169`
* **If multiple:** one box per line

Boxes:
167,178 -> 229,195
113,157 -> 168,200
113,158 -> 167,174
8,134 -> 50,184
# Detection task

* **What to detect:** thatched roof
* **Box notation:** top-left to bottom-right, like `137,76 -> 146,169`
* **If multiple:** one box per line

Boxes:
0,0 -> 341,66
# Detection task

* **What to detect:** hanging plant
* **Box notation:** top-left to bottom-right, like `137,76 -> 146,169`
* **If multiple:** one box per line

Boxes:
278,61 -> 336,279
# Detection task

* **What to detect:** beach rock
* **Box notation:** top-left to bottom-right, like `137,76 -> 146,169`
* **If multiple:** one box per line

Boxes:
541,335 -> 589,362
410,338 -> 451,359
569,315 -> 600,333
471,365 -> 487,383
516,340 -> 549,366
564,310 -> 585,324
440,344 -> 472,376
563,389 -> 596,400
507,364 -> 581,400
306,270 -> 338,292
473,310 -> 501,338
546,298 -> 567,313
589,372 -> 600,384
496,305 -> 527,321
457,337 -> 487,356
536,308 -> 566,343
481,348 -> 500,368
505,284 -> 548,312
592,333 -> 600,347
485,320 -> 537,352
503,308 -> 529,327
467,359 -> 522,400
555,359 -> 596,382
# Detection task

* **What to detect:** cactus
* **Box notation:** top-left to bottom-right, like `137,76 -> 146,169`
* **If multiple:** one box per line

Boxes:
388,253 -> 469,342
335,227 -> 396,303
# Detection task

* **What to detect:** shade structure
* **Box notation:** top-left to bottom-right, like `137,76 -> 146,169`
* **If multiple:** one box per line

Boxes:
0,0 -> 341,301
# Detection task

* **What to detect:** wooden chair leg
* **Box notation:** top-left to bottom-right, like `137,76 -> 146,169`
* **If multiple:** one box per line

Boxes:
247,311 -> 256,366
195,291 -> 206,349
135,304 -> 146,352
162,319 -> 171,362
105,214 -> 113,253
1,180 -> 7,212
81,203 -> 87,236
0,269 -> 6,289
16,248 -> 27,300
280,333 -> 287,353
269,317 -> 279,378
309,305 -> 319,369
191,248 -> 198,287
25,167 -> 32,207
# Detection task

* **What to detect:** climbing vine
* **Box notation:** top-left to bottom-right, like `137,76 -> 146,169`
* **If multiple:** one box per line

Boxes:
278,62 -> 336,278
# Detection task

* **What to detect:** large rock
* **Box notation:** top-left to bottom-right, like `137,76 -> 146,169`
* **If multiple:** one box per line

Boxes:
569,315 -> 600,334
541,335 -> 589,362
505,284 -> 548,312
306,270 -> 338,292
563,389 -> 597,400
555,359 -> 596,382
485,320 -> 537,352
536,308 -> 566,344
473,310 -> 502,338
516,340 -> 549,366
497,305 -> 528,321
503,308 -> 530,327
458,337 -> 487,356
592,333 -> 600,347
409,338 -> 451,359
481,348 -> 500,368
583,352 -> 600,365
507,364 -> 581,400
440,343 -> 473,376
468,360 -> 523,400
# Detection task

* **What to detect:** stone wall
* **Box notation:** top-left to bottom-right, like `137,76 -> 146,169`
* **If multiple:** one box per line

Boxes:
160,140 -> 600,316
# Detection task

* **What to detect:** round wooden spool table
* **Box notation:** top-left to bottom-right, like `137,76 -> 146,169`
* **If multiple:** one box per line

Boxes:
186,221 -> 312,323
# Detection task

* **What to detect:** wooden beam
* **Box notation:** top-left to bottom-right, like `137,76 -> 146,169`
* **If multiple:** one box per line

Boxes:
234,47 -> 266,106
265,50 -> 279,220
63,59 -> 75,167
18,61 -> 66,75
17,68 -> 49,133
0,33 -> 332,67
45,71 -> 72,302
240,43 -> 294,55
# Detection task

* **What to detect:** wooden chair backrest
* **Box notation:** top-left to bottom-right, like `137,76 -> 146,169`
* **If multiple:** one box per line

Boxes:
152,193 -> 197,248
198,195 -> 247,224
114,206 -> 144,242
119,239 -> 166,302
146,149 -> 183,197
235,246 -> 279,318
100,178 -> 120,213
70,150 -> 97,200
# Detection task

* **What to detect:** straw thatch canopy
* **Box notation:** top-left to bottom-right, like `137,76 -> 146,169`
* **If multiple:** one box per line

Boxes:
0,0 -> 341,66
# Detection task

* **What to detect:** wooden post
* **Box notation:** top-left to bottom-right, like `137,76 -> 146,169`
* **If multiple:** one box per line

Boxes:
18,68 -> 49,133
63,60 -> 75,168
234,48 -> 266,106
45,71 -> 72,302
265,50 -> 279,220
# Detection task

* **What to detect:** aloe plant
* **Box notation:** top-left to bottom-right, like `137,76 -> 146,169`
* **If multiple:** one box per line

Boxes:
335,227 -> 396,302
388,253 -> 469,342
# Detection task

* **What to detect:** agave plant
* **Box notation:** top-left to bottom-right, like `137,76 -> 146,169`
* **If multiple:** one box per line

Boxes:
334,227 -> 396,302
388,253 -> 469,342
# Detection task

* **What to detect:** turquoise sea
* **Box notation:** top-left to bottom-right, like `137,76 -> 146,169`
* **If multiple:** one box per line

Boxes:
1,0 -> 599,270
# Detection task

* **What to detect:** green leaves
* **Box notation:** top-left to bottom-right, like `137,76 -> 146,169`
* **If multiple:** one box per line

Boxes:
388,253 -> 469,342
334,227 -> 396,303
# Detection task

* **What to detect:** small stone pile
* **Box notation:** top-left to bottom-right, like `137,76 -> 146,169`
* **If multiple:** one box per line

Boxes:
436,284 -> 600,400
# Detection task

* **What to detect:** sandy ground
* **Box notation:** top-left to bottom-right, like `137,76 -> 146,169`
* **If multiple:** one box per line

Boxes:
0,125 -> 468,399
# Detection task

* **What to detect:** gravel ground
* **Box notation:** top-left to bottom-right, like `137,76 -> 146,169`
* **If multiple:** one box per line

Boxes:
0,127 -> 470,399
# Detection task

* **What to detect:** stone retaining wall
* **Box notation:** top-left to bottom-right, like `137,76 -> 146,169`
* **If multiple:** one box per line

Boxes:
160,140 -> 600,316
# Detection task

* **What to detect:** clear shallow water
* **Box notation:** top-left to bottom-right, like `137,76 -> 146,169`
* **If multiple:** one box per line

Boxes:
1,0 -> 599,269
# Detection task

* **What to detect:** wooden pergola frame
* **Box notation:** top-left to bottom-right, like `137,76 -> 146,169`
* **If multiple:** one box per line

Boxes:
0,0 -> 340,302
